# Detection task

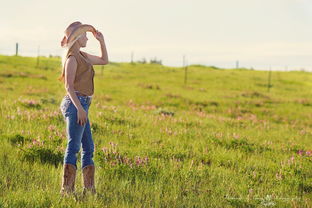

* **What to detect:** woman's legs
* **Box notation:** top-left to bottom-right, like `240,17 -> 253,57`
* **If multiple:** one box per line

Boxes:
61,111 -> 86,195
60,94 -> 95,195
63,114 -> 87,169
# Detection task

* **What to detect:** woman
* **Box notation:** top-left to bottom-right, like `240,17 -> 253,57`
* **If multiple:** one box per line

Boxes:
58,21 -> 108,196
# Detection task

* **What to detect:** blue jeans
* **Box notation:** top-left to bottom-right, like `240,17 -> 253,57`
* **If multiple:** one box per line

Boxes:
59,93 -> 94,169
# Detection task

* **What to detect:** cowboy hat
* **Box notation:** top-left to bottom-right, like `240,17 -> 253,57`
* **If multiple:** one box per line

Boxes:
61,23 -> 96,48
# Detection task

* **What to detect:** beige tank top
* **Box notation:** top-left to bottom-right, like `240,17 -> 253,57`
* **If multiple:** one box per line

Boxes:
64,49 -> 95,96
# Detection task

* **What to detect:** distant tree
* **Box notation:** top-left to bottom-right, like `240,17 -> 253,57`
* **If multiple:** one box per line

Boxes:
49,54 -> 61,58
138,58 -> 147,64
149,57 -> 162,65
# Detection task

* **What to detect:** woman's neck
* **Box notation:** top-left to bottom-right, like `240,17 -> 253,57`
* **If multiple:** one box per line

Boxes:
69,42 -> 81,53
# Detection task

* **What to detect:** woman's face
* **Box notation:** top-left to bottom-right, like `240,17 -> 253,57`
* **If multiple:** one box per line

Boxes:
78,32 -> 88,47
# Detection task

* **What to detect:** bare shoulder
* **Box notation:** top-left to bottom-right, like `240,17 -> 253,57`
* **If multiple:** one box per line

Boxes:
65,56 -> 78,69
67,55 -> 78,63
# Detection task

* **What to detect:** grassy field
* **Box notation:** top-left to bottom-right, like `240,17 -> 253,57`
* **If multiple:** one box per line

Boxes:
0,54 -> 311,207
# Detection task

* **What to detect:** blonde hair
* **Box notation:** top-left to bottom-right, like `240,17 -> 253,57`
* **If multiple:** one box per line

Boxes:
58,21 -> 83,82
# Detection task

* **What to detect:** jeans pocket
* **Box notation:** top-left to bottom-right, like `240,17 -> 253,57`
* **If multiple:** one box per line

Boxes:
60,99 -> 72,117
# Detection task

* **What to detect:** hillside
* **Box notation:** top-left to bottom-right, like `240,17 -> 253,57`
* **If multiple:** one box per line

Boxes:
0,55 -> 311,207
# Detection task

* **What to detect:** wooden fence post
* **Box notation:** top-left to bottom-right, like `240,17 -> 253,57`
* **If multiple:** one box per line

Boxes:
15,43 -> 19,56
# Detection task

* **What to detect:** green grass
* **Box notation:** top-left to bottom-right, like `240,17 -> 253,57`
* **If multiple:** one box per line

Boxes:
0,54 -> 311,207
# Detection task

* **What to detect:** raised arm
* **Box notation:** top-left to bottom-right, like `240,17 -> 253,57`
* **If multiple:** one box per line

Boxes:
84,30 -> 109,65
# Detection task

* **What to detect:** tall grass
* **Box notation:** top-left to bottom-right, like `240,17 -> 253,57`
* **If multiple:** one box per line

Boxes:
0,54 -> 311,207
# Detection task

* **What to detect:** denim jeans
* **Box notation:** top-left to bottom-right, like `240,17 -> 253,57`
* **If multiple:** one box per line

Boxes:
59,93 -> 94,169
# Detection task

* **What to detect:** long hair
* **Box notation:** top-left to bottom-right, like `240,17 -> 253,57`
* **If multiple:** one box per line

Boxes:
57,21 -> 82,82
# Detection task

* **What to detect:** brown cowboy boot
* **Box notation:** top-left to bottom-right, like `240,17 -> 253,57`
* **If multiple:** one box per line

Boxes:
82,164 -> 96,195
60,163 -> 77,196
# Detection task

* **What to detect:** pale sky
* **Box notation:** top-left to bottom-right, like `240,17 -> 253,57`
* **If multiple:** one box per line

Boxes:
1,0 -> 312,70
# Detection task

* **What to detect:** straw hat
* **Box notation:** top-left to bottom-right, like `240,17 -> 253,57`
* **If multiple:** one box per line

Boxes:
61,22 -> 96,48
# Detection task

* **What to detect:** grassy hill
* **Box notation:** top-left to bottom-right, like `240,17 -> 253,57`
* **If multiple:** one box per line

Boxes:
0,54 -> 311,207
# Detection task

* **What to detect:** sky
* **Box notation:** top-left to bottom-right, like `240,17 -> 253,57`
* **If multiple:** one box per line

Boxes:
1,0 -> 312,70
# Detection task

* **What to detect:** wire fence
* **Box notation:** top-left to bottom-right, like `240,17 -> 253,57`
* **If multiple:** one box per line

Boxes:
2,43 -> 312,72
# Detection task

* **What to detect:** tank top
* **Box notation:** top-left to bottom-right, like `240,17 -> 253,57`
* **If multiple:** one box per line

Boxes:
64,49 -> 95,97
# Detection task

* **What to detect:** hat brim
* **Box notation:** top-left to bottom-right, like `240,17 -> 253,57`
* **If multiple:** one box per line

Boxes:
67,24 -> 95,44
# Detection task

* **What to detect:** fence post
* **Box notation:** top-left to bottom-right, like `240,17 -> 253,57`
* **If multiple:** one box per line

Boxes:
36,45 -> 40,68
15,43 -> 19,56
267,66 -> 272,92
183,55 -> 188,85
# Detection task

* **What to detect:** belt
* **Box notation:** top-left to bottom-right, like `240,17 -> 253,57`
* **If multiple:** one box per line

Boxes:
75,92 -> 88,97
